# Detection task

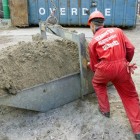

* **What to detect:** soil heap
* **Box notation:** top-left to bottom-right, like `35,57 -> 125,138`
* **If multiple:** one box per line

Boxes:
0,34 -> 79,96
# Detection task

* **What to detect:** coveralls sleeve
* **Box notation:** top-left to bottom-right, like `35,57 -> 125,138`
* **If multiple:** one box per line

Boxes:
88,42 -> 99,72
122,31 -> 135,62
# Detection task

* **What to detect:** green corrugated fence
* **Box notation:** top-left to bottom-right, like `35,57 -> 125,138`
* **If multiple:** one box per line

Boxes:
2,0 -> 10,19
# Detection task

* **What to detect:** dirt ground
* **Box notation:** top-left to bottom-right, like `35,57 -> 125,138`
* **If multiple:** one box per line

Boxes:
0,25 -> 140,140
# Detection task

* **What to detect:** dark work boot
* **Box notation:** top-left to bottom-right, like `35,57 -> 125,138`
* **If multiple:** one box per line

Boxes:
135,134 -> 140,140
99,108 -> 110,118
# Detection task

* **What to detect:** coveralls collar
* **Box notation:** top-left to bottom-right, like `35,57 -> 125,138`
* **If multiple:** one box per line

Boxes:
94,26 -> 103,34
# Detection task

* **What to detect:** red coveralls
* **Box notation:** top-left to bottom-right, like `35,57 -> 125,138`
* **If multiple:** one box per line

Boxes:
88,27 -> 140,134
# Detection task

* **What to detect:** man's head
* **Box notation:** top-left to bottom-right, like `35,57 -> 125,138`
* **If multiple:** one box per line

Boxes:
88,11 -> 105,34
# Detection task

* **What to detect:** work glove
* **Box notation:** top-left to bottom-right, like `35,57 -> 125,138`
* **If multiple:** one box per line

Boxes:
127,62 -> 137,74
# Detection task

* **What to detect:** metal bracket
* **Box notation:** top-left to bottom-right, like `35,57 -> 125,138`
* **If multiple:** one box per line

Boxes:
91,1 -> 97,7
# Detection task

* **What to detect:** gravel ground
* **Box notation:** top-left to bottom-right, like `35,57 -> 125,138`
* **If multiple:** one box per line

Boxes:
0,25 -> 140,140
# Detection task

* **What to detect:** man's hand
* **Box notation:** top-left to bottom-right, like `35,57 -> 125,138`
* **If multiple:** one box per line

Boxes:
127,62 -> 137,74
87,62 -> 90,69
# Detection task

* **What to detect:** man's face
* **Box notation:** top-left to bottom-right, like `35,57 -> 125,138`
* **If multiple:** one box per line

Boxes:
90,22 -> 95,34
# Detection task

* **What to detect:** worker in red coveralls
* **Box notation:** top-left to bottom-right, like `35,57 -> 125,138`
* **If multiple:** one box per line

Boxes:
87,10 -> 140,140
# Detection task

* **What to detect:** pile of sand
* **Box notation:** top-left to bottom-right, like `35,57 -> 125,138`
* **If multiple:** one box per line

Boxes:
0,35 -> 79,96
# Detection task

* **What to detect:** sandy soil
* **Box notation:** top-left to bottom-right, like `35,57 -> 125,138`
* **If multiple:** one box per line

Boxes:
0,34 -> 79,96
0,25 -> 140,140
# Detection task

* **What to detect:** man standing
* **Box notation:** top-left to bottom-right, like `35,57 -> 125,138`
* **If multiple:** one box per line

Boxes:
87,10 -> 140,139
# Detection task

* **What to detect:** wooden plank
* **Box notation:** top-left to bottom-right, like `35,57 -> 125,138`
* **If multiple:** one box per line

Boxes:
9,0 -> 28,26
0,0 -> 3,18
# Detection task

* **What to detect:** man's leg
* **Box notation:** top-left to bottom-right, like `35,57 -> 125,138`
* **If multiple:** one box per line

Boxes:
113,79 -> 140,134
92,69 -> 110,114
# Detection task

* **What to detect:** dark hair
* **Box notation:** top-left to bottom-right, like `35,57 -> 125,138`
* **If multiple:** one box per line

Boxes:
91,18 -> 104,26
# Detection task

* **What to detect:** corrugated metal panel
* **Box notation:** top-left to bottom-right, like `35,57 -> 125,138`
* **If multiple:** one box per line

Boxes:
28,0 -> 137,27
9,0 -> 28,26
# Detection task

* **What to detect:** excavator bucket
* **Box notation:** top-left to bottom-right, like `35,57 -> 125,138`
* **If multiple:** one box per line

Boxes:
0,23 -> 94,112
